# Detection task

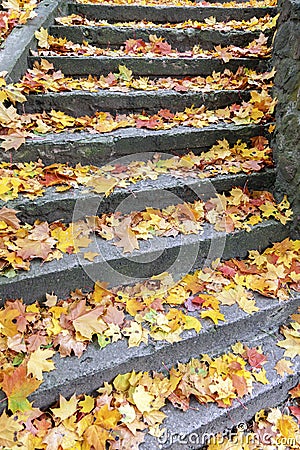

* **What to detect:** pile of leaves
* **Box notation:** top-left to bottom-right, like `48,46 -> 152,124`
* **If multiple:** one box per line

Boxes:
34,29 -> 272,60
0,0 -> 38,44
0,237 -> 298,371
207,383 -> 300,449
0,136 -> 274,202
0,343 -> 269,449
55,13 -> 278,33
91,188 -> 291,253
0,189 -> 292,275
18,60 -> 276,94
75,0 -> 278,7
0,87 -> 276,151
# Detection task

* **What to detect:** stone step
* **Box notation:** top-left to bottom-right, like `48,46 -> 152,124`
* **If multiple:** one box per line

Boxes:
23,89 -> 251,116
67,3 -> 278,23
0,219 -> 290,303
3,123 -> 271,165
3,168 -> 276,224
143,334 -> 300,449
49,24 -> 273,52
28,55 -> 270,77
0,302 -> 298,427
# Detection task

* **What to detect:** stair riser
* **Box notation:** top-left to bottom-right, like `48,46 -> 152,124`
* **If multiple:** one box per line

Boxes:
49,26 -> 274,52
23,90 -> 251,116
28,55 -> 271,77
67,4 -> 278,23
0,221 -> 290,304
3,124 -> 271,165
5,169 -> 276,224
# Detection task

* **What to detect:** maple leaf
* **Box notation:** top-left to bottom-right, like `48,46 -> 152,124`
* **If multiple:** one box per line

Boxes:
83,425 -> 110,450
95,404 -> 121,429
27,348 -> 55,380
2,365 -> 41,413
51,394 -> 78,421
245,347 -> 267,368
0,412 -> 22,447
274,359 -> 294,377
0,307 -> 19,337
35,27 -> 49,48
113,217 -> 139,253
73,307 -> 107,339
0,206 -> 20,229
16,238 -> 54,260
277,415 -> 299,439
132,385 -> 155,413
0,131 -> 27,151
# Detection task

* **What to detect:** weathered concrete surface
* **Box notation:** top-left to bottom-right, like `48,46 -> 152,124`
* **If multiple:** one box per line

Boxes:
4,169 -> 276,224
273,0 -> 300,237
0,0 -> 68,82
0,220 -> 290,304
2,123 -> 272,165
49,25 -> 273,52
68,3 -> 278,23
23,89 -> 251,116
28,55 -> 271,77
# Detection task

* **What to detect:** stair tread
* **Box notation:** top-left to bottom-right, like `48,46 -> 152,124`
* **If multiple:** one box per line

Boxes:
68,3 -> 278,23
28,55 -> 270,77
6,169 -> 276,223
0,220 -> 289,303
2,123 -> 271,165
0,308 -> 297,423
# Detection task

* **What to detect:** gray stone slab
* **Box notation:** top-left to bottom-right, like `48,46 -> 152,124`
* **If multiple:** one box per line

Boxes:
28,55 -> 271,77
49,25 -> 273,52
3,123 -> 271,165
0,0 -> 68,83
5,169 -> 276,224
67,3 -> 278,23
0,220 -> 290,304
23,89 -> 251,117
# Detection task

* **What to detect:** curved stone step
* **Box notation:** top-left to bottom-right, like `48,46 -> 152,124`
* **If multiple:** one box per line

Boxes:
23,89 -> 251,116
3,123 -> 272,165
28,55 -> 271,77
0,220 -> 290,303
49,25 -> 273,51
67,3 -> 278,23
3,169 -> 276,224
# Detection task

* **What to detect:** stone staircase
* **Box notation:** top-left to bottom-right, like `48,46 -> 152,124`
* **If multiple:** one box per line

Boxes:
0,0 -> 299,448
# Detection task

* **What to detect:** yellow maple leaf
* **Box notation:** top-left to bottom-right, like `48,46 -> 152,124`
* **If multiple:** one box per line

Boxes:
27,348 -> 55,380
79,395 -> 94,413
274,359 -> 294,377
277,415 -> 298,439
201,310 -> 225,324
0,412 -> 22,447
35,27 -> 49,49
252,368 -> 269,384
132,385 -> 154,413
51,394 -> 78,421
